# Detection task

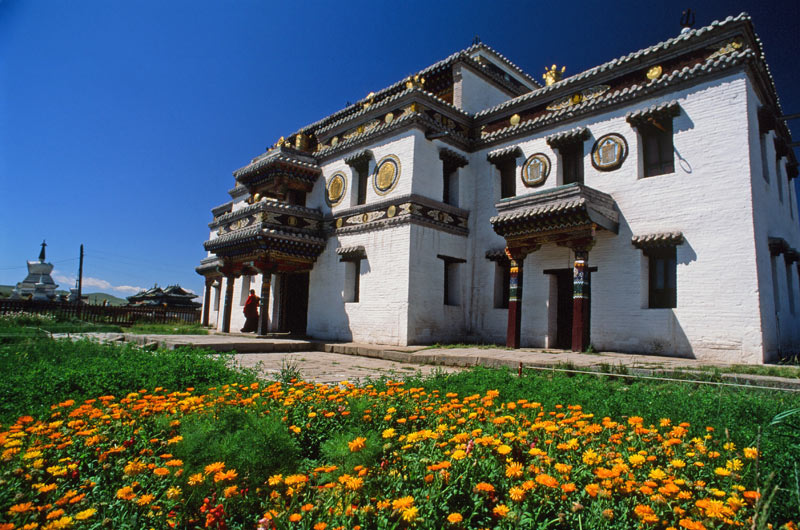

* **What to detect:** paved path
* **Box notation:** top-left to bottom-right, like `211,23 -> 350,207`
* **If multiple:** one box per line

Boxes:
60,332 -> 800,390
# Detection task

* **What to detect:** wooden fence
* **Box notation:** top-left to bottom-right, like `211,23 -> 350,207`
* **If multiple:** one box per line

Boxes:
0,300 -> 200,326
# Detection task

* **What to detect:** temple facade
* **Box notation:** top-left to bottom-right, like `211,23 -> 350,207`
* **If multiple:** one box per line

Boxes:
127,285 -> 201,308
197,14 -> 800,363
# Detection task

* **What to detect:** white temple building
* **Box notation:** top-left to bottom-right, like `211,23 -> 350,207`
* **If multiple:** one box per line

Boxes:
12,241 -> 59,301
197,14 -> 800,363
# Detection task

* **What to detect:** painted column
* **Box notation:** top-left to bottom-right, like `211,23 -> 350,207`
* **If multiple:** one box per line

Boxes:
202,278 -> 212,327
257,273 -> 271,336
221,275 -> 235,333
571,250 -> 590,352
505,248 -> 531,349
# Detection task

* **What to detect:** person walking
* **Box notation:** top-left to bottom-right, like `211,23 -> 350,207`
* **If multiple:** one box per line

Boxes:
241,289 -> 260,333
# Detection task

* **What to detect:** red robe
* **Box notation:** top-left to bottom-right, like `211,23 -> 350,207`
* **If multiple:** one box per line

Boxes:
241,294 -> 260,332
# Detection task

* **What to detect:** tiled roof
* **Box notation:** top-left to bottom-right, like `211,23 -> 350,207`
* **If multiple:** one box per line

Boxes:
336,246 -> 367,260
485,248 -> 509,261
475,13 -> 753,119
486,145 -> 523,162
626,100 -> 681,126
546,127 -> 590,148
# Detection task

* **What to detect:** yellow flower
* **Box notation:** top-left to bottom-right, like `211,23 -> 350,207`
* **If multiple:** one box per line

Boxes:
497,444 -> 512,455
726,459 -> 743,471
382,428 -> 396,439
505,461 -> 524,478
288,513 -> 302,522
214,469 -> 238,482
188,473 -> 204,486
166,486 -> 182,500
743,447 -> 759,459
401,506 -> 419,522
582,449 -> 602,466
628,454 -> 646,467
451,449 -> 466,460
509,486 -> 526,502
392,496 -> 414,511
268,474 -> 283,486
670,459 -> 686,468
137,494 -> 154,506
223,485 -> 239,498
116,486 -> 136,501
714,467 -> 731,477
74,508 -> 96,521
447,513 -> 463,524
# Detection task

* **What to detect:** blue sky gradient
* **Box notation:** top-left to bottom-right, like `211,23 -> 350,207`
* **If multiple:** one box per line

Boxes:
1,0 -> 798,298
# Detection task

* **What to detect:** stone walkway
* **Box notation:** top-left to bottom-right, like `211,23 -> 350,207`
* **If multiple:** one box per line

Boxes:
63,332 -> 800,390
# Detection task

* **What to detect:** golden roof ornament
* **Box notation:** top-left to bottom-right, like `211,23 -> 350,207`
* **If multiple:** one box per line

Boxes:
362,92 -> 376,109
405,75 -> 425,90
543,65 -> 566,86
646,65 -> 663,80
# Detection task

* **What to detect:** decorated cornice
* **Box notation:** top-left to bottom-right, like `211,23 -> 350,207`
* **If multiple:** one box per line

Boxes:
485,248 -> 510,262
228,184 -> 248,199
491,183 -> 619,241
336,246 -> 367,261
439,147 -> 468,168
486,145 -> 522,163
233,147 -> 321,191
631,231 -> 685,250
344,149 -> 373,167
626,101 -> 681,128
211,201 -> 233,217
546,127 -> 590,149
204,223 -> 326,262
195,256 -> 224,277
328,193 -> 469,237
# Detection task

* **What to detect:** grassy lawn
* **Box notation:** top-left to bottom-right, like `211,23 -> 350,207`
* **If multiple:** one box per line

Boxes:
126,322 -> 208,335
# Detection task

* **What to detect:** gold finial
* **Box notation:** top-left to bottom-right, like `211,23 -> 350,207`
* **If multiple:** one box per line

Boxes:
509,114 -> 520,126
543,64 -> 566,86
363,92 -> 376,109
646,65 -> 663,80
405,74 -> 426,90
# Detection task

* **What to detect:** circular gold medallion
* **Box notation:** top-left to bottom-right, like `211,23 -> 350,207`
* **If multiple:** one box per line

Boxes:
361,213 -> 369,224
335,218 -> 343,228
326,172 -> 346,206
385,112 -> 394,124
521,153 -> 551,187
373,155 -> 401,195
387,205 -> 397,218
510,114 -> 520,126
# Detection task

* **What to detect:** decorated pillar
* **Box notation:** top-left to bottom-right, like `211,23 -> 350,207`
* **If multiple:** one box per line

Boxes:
202,277 -> 213,327
221,274 -> 235,333
258,273 -> 272,336
571,243 -> 593,352
505,247 -> 536,348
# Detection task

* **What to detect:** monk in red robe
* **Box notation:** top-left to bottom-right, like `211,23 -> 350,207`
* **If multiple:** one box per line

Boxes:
241,289 -> 260,332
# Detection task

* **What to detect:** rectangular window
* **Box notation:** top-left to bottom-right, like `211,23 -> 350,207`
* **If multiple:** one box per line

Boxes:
356,161 -> 369,205
776,156 -> 784,203
443,163 -> 459,207
213,282 -> 221,311
343,260 -> 361,303
439,255 -> 466,306
786,260 -> 796,315
239,275 -> 251,306
286,189 -> 306,206
641,119 -> 674,177
760,134 -> 770,183
771,255 -> 781,312
493,262 -> 510,309
560,143 -> 584,184
499,159 -> 516,199
648,247 -> 676,308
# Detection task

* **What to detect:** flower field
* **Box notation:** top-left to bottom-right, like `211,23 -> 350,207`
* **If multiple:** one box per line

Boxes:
1,379 -> 793,530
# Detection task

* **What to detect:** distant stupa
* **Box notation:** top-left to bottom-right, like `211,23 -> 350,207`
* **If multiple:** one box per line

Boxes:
11,241 -> 59,301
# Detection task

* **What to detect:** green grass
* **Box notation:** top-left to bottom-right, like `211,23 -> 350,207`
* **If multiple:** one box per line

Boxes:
387,366 -> 800,523
126,322 -> 208,335
698,362 -> 800,379
423,342 -> 506,350
0,337 -> 257,425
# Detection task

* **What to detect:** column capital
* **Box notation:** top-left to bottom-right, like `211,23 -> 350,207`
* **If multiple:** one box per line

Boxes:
504,244 -> 540,262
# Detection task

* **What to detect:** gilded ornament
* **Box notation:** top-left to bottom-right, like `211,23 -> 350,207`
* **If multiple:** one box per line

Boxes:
326,172 -> 346,206
521,153 -> 551,187
384,112 -> 394,124
591,133 -> 628,171
405,75 -> 425,89
361,213 -> 369,224
543,64 -> 566,86
708,39 -> 744,60
510,114 -> 521,126
373,154 -> 401,195
287,216 -> 298,227
387,205 -> 397,218
335,218 -> 344,228
646,65 -> 663,80
331,136 -> 339,146
571,93 -> 583,105
253,193 -> 261,202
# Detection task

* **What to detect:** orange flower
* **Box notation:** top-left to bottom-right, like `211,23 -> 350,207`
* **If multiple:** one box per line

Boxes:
535,473 -> 559,488
188,473 -> 204,486
509,486 -> 526,502
214,469 -> 238,482
474,482 -> 495,493
314,524 -> 327,530
8,502 -> 35,514
505,461 -> 523,478
634,505 -> 658,524
392,496 -> 414,511
116,486 -> 136,501
447,513 -> 463,524
204,461 -> 225,475
289,513 -> 302,522
493,504 -> 510,518
348,437 -> 366,452
153,467 -> 170,477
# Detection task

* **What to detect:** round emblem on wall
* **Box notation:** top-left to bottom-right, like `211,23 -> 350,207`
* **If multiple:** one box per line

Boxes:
326,172 -> 347,206
373,154 -> 401,195
591,133 -> 628,171
521,153 -> 551,187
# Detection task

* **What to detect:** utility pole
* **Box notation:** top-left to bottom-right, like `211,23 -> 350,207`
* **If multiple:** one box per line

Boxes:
77,244 -> 84,315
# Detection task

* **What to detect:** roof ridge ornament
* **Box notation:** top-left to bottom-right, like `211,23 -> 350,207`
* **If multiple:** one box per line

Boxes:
680,8 -> 696,34
543,65 -> 566,86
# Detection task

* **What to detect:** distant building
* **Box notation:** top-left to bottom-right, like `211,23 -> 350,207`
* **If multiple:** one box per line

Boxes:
127,285 -> 200,308
11,241 -> 59,301
197,14 -> 799,363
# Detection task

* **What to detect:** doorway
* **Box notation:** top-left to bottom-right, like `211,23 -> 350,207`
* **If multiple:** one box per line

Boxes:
545,268 -> 593,350
280,272 -> 309,335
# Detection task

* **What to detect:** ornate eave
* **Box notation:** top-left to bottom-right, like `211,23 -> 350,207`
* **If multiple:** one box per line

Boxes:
487,145 -> 523,163
490,183 -> 619,244
233,147 -> 321,193
439,147 -> 468,168
626,101 -> 681,128
546,127 -> 590,149
336,246 -> 367,261
631,231 -> 685,249
196,256 -> 224,277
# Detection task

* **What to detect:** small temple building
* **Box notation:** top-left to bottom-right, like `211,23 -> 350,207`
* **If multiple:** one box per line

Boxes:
197,14 -> 800,363
127,285 -> 201,308
11,241 -> 59,301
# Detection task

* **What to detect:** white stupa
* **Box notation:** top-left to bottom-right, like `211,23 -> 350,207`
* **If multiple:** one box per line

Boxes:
11,241 -> 59,301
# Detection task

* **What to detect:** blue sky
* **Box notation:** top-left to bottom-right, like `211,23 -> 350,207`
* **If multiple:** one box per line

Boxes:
1,0 -> 798,299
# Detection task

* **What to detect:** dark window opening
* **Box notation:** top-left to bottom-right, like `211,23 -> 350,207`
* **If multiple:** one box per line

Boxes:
355,161 -> 369,205
641,119 -> 674,177
499,159 -> 516,199
494,262 -> 510,309
439,255 -> 465,306
648,247 -> 677,308
286,189 -> 306,206
560,143 -> 584,185
343,259 -> 362,303
443,161 -> 459,206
